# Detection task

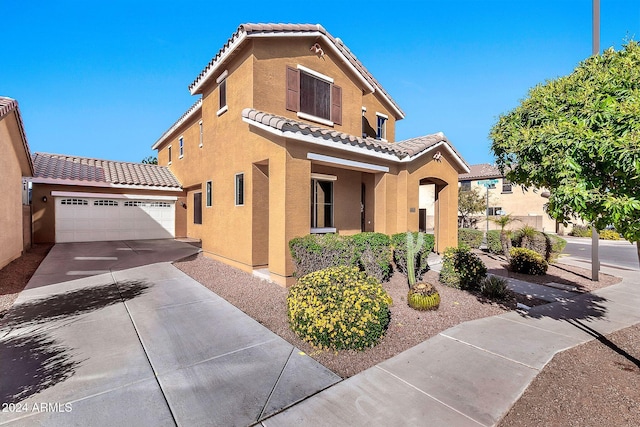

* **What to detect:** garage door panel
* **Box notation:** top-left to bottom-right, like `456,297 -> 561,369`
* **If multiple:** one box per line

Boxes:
55,197 -> 175,243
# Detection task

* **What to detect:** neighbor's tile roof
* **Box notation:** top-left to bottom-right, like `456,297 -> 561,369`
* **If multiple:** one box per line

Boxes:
0,96 -> 34,175
459,163 -> 503,180
242,108 -> 468,170
189,23 -> 404,118
33,153 -> 181,188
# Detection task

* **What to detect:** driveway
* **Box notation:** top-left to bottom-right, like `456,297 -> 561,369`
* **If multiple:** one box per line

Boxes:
0,240 -> 340,426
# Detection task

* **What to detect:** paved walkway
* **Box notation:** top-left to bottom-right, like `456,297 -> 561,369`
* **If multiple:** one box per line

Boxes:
1,242 -> 638,426
262,259 -> 639,426
0,240 -> 339,426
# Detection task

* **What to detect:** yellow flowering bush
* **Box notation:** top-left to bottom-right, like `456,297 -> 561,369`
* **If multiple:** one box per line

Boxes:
287,266 -> 392,351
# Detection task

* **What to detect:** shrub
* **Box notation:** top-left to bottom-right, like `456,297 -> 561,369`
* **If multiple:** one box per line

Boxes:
439,245 -> 487,291
546,234 -> 567,262
480,275 -> 510,300
511,226 -> 551,261
289,234 -> 356,277
486,230 -> 503,254
509,247 -> 548,275
407,282 -> 440,311
569,224 -> 592,237
391,232 -> 434,281
351,232 -> 392,282
599,229 -> 621,240
458,228 -> 483,249
287,266 -> 392,351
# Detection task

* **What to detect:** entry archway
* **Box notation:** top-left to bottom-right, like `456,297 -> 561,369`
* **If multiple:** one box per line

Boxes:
419,177 -> 448,253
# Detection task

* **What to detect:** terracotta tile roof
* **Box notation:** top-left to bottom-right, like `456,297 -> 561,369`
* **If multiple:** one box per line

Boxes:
33,153 -> 182,189
459,163 -> 503,180
189,23 -> 404,119
0,96 -> 34,176
242,108 -> 469,172
151,98 -> 202,150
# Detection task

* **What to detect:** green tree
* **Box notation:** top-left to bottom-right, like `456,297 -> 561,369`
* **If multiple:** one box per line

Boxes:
141,156 -> 158,165
491,42 -> 640,266
458,188 -> 485,228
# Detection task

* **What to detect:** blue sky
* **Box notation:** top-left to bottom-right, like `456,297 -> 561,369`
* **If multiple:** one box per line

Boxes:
3,1 -> 639,166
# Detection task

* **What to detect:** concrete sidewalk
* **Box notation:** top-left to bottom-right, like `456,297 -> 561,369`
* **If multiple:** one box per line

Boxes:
263,259 -> 640,426
0,241 -> 339,426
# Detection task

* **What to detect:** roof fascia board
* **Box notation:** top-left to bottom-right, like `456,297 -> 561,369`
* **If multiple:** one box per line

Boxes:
152,99 -> 203,150
400,140 -> 470,173
190,32 -> 248,95
30,177 -> 183,192
50,191 -> 178,200
242,117 -> 399,162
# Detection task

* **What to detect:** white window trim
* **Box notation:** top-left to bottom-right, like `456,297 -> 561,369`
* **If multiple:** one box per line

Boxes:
199,121 -> 203,148
375,112 -> 389,119
311,227 -> 337,234
297,64 -> 333,83
235,173 -> 244,206
179,136 -> 184,159
216,70 -> 228,84
297,111 -> 333,127
216,105 -> 228,117
206,180 -> 212,207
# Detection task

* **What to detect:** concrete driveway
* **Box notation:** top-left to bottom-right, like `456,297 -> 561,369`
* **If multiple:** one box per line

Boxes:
0,240 -> 340,426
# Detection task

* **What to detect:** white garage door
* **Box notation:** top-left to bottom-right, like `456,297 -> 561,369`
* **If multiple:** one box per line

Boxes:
55,197 -> 175,243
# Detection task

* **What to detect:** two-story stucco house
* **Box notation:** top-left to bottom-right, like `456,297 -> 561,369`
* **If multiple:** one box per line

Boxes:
153,23 -> 470,285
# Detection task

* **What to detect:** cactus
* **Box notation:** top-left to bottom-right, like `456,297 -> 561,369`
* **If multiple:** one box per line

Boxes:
407,282 -> 440,311
406,232 -> 425,287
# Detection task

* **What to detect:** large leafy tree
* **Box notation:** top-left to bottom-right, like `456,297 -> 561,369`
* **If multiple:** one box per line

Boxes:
491,42 -> 640,266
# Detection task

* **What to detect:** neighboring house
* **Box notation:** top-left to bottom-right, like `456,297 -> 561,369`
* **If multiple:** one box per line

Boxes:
0,97 -> 34,269
153,23 -> 470,285
458,163 -> 558,233
31,153 -> 186,243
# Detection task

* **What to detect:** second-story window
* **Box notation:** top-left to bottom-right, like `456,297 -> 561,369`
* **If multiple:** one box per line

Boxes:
460,180 -> 471,191
286,65 -> 341,126
179,137 -> 184,158
376,113 -> 387,141
168,146 -> 172,164
217,70 -> 228,116
502,179 -> 513,193
199,121 -> 203,148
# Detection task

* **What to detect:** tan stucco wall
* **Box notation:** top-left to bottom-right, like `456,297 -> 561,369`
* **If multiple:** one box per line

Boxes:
32,184 -> 185,243
0,112 -> 29,269
463,178 -> 557,233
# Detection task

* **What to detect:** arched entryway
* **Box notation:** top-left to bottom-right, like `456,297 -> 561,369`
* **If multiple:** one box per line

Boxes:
419,177 -> 448,253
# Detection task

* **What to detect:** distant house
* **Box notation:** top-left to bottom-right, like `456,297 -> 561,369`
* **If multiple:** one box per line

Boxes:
152,23 -> 470,285
0,97 -> 34,269
458,163 -> 558,233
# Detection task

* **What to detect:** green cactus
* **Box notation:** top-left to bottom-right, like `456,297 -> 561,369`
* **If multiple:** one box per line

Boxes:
406,232 -> 424,287
407,282 -> 440,311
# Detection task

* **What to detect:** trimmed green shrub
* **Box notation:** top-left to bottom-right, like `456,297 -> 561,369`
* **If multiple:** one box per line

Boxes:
391,232 -> 434,281
486,230 -> 503,254
599,229 -> 621,240
407,282 -> 440,311
351,232 -> 392,282
439,245 -> 487,291
287,266 -> 392,351
511,226 -> 551,261
546,234 -> 567,261
480,275 -> 510,300
569,224 -> 592,237
509,247 -> 548,275
458,228 -> 483,249
289,234 -> 356,277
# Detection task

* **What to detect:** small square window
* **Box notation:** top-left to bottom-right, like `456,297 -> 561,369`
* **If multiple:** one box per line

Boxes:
179,137 -> 184,158
460,180 -> 471,191
235,173 -> 244,206
502,179 -> 513,193
206,181 -> 212,207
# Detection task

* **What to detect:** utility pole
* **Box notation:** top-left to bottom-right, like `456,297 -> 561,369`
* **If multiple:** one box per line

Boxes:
591,0 -> 600,281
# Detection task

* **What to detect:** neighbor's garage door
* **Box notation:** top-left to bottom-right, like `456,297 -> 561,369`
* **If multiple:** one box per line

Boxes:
55,197 -> 175,243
